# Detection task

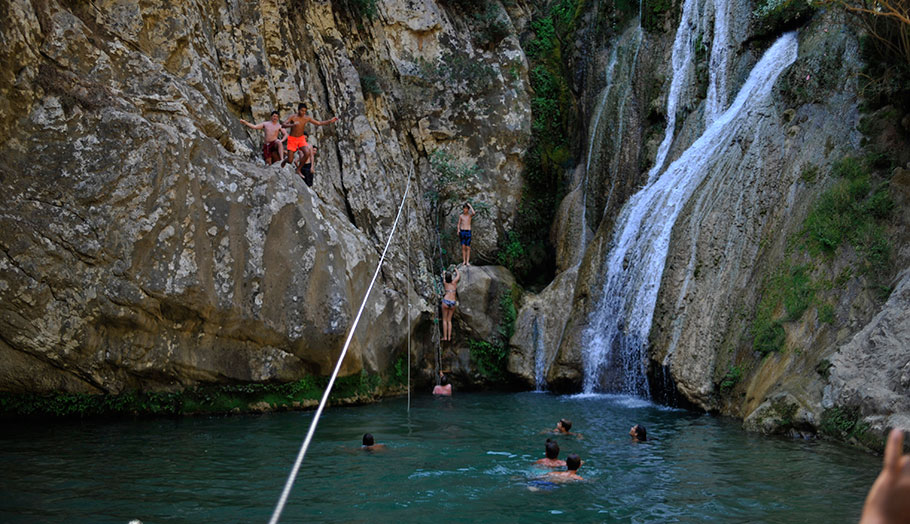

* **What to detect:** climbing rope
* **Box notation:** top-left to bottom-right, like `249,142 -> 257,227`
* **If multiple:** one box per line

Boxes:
430,197 -> 447,386
268,169 -> 412,524
406,167 -> 411,413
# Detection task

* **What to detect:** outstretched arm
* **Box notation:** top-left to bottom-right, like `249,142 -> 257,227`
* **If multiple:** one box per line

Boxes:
307,115 -> 340,126
239,119 -> 264,130
467,202 -> 476,216
452,268 -> 460,284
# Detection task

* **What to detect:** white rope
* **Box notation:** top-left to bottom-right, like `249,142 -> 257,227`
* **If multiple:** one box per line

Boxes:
268,170 -> 412,524
406,166 -> 411,413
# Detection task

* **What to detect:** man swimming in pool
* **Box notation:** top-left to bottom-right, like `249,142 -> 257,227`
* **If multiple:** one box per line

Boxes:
545,453 -> 584,482
240,110 -> 287,165
456,202 -> 475,266
361,433 -> 386,451
281,103 -> 338,168
534,439 -> 566,468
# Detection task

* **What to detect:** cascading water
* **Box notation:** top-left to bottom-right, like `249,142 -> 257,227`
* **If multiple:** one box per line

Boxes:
581,33 -> 799,395
583,25 -> 643,224
705,0 -> 732,123
645,0 -> 700,183
532,319 -> 546,391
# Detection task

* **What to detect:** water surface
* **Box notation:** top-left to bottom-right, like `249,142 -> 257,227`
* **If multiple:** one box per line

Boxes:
0,392 -> 878,523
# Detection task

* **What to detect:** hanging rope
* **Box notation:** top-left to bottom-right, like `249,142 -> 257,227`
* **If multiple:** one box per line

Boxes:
268,169 -> 412,524
406,167 -> 411,413
430,197 -> 447,386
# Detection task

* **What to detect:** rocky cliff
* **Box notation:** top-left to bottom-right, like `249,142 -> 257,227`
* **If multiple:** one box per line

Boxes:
0,0 -> 531,394
509,0 -> 910,447
3,0 -> 908,446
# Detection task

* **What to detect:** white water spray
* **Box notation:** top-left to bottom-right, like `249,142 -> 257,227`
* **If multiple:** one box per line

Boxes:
646,0 -> 700,183
705,0 -> 732,123
581,33 -> 798,395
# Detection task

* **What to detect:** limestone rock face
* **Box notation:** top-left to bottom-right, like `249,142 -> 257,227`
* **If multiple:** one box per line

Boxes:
651,23 -> 865,409
529,0 -> 910,443
423,265 -> 517,386
509,266 -> 578,388
823,269 -> 910,434
0,0 -> 531,393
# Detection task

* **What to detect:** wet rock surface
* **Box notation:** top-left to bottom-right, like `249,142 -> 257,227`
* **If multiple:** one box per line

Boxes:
0,0 -> 531,393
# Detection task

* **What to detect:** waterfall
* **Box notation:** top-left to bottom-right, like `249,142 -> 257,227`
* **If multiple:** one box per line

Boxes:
583,25 -> 644,226
705,0 -> 732,123
581,47 -> 620,242
533,318 -> 546,391
581,33 -> 798,395
645,0 -> 700,183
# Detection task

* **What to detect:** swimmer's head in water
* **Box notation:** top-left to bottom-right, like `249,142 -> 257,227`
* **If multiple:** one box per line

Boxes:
630,424 -> 647,441
566,453 -> 581,471
445,272 -> 452,283
363,433 -> 374,446
545,439 -> 560,459
558,418 -> 572,432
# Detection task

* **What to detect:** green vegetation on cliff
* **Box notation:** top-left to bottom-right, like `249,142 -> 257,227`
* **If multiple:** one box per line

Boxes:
749,155 -> 895,355
820,406 -> 882,451
0,371 -> 401,418
469,285 -> 519,380
501,0 -> 584,286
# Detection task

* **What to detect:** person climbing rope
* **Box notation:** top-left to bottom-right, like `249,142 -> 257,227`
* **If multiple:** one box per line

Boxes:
457,202 -> 476,266
441,267 -> 460,342
281,103 -> 338,169
240,110 -> 287,165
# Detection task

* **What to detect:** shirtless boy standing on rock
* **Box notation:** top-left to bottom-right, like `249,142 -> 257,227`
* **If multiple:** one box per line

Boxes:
240,110 -> 287,165
281,103 -> 338,169
457,202 -> 476,266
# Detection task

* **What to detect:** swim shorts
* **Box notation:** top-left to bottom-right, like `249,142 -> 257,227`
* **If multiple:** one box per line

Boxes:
262,140 -> 280,162
287,134 -> 308,152
300,163 -> 313,187
527,479 -> 558,491
459,229 -> 472,246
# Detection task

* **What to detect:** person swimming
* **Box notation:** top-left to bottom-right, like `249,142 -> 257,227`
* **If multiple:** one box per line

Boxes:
630,424 -> 648,442
433,371 -> 452,396
361,433 -> 386,451
544,418 -> 583,439
545,453 -> 584,483
534,439 -> 566,468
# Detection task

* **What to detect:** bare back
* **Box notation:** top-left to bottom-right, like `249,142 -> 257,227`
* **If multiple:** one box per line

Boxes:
443,280 -> 457,299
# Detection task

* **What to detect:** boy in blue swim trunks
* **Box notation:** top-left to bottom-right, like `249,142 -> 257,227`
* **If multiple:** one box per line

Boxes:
457,202 -> 475,266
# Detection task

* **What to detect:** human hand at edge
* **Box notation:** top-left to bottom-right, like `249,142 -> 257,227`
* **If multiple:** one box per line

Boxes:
860,428 -> 910,524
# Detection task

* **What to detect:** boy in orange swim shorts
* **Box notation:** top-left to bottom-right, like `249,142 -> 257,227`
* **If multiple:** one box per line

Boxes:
281,103 -> 338,168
